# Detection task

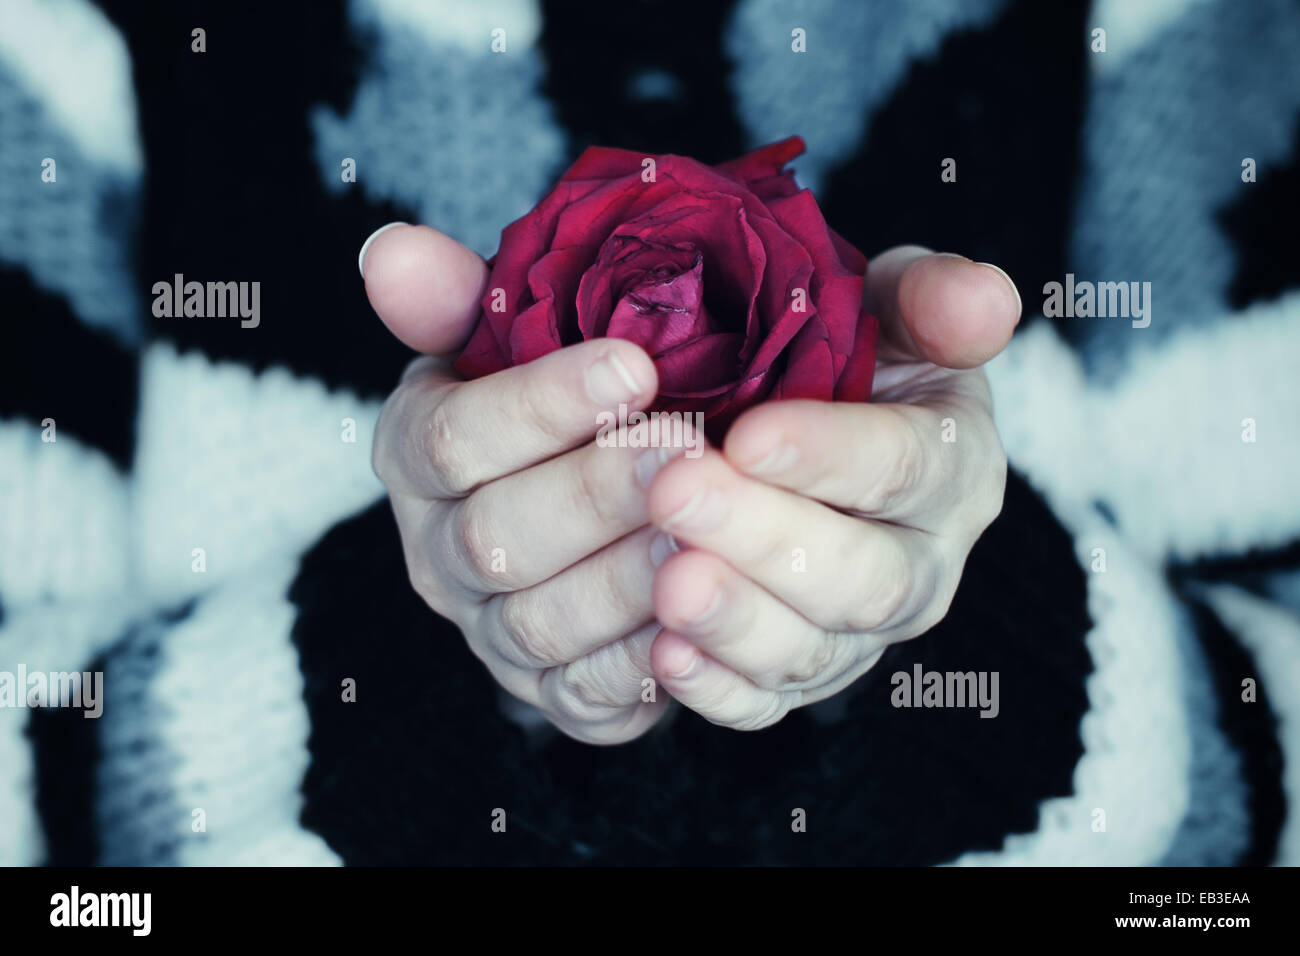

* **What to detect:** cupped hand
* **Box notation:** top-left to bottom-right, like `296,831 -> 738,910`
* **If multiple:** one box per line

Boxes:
643,246 -> 1019,730
364,224 -> 682,744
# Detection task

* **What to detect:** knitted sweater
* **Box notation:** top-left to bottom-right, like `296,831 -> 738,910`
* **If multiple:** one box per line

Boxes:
1,0 -> 1296,865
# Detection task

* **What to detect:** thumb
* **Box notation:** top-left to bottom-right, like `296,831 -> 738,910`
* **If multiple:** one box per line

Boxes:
359,223 -> 489,356
866,245 -> 1021,369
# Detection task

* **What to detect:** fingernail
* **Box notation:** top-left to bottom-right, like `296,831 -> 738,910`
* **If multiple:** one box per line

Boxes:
649,532 -> 680,567
661,486 -> 725,533
976,261 -> 1022,319
358,222 -> 408,278
746,442 -> 798,476
636,444 -> 683,489
585,352 -> 644,406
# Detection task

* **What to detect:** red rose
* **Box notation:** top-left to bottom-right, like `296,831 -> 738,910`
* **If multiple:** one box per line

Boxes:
454,136 -> 877,437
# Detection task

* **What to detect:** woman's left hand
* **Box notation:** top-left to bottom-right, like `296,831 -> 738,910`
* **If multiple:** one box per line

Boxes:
645,246 -> 1020,729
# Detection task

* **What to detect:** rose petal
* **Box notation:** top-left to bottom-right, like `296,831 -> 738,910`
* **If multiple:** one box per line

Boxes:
454,316 -> 510,378
576,234 -> 701,339
610,190 -> 766,347
479,180 -> 606,360
777,318 -> 837,402
456,138 -> 877,435
740,214 -> 815,371
561,145 -> 651,183
828,226 -> 868,274
714,136 -> 806,193
508,299 -> 564,364
766,190 -> 866,364
606,254 -> 714,356
834,308 -> 878,401
653,332 -> 744,393
524,246 -> 590,346
551,174 -> 674,254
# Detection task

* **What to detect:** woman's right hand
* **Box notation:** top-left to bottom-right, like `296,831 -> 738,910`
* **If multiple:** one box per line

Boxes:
362,223 -> 681,744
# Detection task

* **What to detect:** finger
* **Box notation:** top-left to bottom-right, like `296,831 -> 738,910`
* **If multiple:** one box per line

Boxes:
646,449 -> 934,633
538,623 -> 668,731
461,594 -> 663,741
544,700 -> 668,746
480,626 -> 667,746
650,631 -> 794,731
724,399 -> 1003,531
867,246 -> 1020,369
437,422 -> 700,592
373,337 -> 658,499
479,527 -> 659,667
389,492 -> 452,609
360,223 -> 489,356
652,546 -> 872,692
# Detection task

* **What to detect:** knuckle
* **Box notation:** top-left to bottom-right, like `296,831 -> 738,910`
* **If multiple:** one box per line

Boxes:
847,554 -> 913,632
516,377 -> 569,445
592,547 -> 641,625
780,633 -> 839,688
424,398 -> 477,495
727,694 -> 791,732
864,414 -> 924,512
888,418 -> 927,504
451,498 -> 501,585
404,507 -> 453,608
556,665 -> 625,715
572,449 -> 620,527
498,591 -> 564,668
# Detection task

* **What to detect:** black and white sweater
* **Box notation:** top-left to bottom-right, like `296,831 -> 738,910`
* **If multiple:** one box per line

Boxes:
1,0 -> 1297,865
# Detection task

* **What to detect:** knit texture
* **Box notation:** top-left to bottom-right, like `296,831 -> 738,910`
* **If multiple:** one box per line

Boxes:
1,0 -> 1296,866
